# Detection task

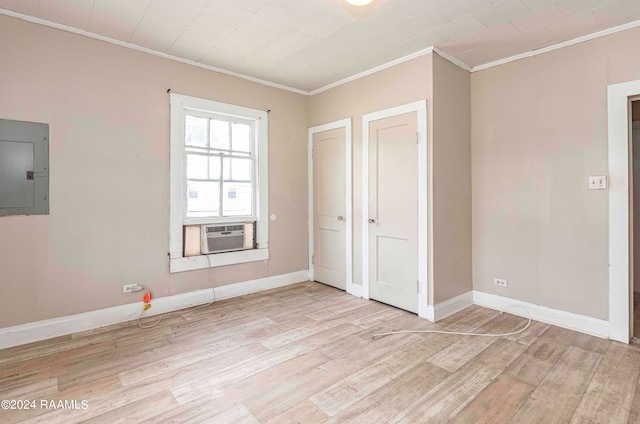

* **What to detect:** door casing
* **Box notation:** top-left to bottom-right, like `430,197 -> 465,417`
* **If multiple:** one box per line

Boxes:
609,80 -> 640,343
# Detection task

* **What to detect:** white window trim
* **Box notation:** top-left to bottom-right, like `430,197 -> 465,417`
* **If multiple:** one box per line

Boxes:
169,93 -> 269,273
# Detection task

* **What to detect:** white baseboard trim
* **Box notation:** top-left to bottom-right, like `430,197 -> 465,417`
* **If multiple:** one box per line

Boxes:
348,283 -> 363,298
213,270 -> 310,300
0,270 -> 310,350
434,291 -> 474,321
472,290 -> 609,339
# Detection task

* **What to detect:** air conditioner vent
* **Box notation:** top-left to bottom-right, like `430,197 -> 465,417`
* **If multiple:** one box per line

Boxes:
201,222 -> 254,254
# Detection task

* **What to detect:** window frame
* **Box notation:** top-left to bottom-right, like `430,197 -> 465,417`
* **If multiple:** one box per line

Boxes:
169,93 -> 269,272
183,111 -> 257,223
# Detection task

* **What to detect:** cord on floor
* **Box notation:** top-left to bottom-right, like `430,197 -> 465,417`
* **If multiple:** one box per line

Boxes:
137,285 -> 217,329
372,305 -> 532,339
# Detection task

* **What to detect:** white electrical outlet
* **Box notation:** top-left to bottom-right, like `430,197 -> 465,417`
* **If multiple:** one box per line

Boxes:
588,176 -> 607,190
494,278 -> 508,288
122,284 -> 140,293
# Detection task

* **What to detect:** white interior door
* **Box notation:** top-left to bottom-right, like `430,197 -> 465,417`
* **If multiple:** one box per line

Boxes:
368,112 -> 418,313
313,128 -> 346,290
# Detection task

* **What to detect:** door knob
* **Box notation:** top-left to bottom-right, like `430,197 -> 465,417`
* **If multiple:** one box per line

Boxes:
337,216 -> 344,221
368,218 -> 376,223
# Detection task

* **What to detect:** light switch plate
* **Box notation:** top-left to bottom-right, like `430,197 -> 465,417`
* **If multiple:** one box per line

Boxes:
588,176 -> 607,190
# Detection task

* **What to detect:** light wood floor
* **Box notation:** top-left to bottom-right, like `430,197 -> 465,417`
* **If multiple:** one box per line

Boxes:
2,281 -> 640,423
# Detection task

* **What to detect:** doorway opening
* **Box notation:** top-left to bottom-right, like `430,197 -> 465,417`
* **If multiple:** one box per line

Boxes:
607,79 -> 640,343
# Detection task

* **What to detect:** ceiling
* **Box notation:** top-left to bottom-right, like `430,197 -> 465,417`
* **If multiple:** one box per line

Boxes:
1,0 -> 639,93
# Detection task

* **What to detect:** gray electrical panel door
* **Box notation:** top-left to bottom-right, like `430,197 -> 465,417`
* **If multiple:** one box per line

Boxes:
0,119 -> 49,216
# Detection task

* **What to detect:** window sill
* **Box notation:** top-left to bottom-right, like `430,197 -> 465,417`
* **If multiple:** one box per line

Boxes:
169,248 -> 269,273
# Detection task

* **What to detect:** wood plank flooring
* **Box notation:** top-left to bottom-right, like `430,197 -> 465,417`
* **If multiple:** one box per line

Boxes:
1,281 -> 640,423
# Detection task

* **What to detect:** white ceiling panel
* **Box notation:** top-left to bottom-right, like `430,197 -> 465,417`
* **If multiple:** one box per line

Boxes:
200,0 -> 253,27
434,0 -> 493,21
88,0 -> 152,41
402,9 -> 450,36
473,0 -> 529,27
505,25 -> 554,49
1,0 -> 640,91
360,2 -> 413,30
520,0 -> 559,12
166,29 -> 215,61
436,15 -> 488,39
510,4 -> 565,32
394,0 -> 448,16
130,0 -> 206,51
246,4 -> 292,34
472,22 -> 521,43
39,0 -> 95,31
556,0 -> 620,17
592,0 -> 640,22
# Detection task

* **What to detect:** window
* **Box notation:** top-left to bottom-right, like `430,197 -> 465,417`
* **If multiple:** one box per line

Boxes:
169,94 -> 269,272
184,114 -> 255,220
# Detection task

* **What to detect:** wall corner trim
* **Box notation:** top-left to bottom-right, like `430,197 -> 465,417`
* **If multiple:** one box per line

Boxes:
0,270 -> 310,350
432,47 -> 472,72
472,290 -> 609,339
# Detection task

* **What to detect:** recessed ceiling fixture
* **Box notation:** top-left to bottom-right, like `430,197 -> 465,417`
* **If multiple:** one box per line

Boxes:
345,0 -> 373,6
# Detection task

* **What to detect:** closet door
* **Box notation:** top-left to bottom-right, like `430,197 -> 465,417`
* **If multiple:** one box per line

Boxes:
313,128 -> 346,290
368,112 -> 418,313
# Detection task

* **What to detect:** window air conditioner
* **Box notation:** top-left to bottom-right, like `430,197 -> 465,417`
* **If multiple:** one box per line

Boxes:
201,222 -> 254,254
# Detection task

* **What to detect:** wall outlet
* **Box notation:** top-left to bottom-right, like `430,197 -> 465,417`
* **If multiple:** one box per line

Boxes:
494,278 -> 508,288
588,175 -> 607,190
122,284 -> 141,293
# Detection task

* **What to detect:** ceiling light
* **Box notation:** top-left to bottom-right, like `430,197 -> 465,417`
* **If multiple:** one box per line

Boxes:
345,0 -> 373,5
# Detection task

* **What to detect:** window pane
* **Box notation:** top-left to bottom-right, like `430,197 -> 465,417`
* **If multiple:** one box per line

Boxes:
223,182 -> 252,216
209,156 -> 221,180
186,180 -> 219,217
186,154 -> 208,179
223,157 -> 252,181
210,120 -> 230,150
185,116 -> 207,147
232,123 -> 251,153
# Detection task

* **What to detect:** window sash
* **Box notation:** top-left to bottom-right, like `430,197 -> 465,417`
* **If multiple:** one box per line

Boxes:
183,113 -> 257,221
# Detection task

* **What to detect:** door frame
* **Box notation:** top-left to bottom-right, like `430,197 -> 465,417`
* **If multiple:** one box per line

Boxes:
362,101 -> 429,320
308,119 -> 354,295
608,79 -> 640,343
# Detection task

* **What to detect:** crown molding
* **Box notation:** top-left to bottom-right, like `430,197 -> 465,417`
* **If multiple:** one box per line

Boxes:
471,18 -> 640,73
0,8 -> 308,96
3,6 -> 640,96
309,46 -> 435,96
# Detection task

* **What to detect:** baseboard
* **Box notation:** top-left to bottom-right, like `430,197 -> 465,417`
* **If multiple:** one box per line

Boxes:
347,283 -> 363,298
0,270 -> 310,350
472,290 -> 609,339
213,270 -> 310,299
434,291 -> 474,321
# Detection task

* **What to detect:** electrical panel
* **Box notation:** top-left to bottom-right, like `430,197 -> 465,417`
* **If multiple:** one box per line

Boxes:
0,118 -> 49,216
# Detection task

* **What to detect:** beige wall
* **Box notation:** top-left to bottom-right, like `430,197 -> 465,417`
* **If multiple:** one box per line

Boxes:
0,15 -> 309,328
310,53 -> 473,307
432,54 -> 472,304
471,26 -> 640,320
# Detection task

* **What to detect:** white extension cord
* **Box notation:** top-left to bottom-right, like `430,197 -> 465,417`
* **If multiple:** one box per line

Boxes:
136,285 -> 217,329
372,305 -> 532,339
